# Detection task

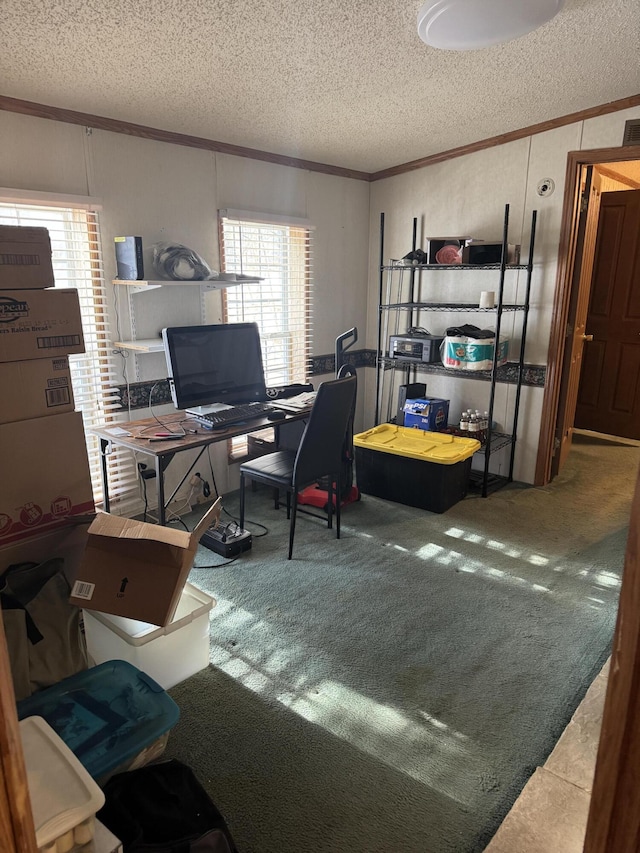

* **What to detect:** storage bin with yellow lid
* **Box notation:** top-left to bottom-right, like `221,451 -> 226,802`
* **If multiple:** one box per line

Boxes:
353,424 -> 480,512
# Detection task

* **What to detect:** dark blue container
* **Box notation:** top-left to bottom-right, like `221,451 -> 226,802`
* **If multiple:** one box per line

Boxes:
17,660 -> 179,784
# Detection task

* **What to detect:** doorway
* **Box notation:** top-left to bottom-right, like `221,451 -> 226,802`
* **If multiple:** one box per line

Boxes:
574,187 -> 640,439
535,146 -> 640,485
526,147 -> 640,852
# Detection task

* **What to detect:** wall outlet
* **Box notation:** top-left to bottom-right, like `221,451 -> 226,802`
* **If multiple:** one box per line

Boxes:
189,475 -> 203,504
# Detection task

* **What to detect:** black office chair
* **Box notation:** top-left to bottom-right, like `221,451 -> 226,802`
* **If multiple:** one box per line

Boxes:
239,374 -> 357,559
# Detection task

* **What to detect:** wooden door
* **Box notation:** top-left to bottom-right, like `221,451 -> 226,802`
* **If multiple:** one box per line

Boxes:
575,190 -> 640,438
551,167 -> 602,477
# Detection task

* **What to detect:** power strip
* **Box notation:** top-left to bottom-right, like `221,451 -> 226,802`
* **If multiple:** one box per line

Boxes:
200,522 -> 252,557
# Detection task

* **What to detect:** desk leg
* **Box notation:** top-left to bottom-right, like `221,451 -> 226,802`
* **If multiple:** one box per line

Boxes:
100,438 -> 110,513
155,456 -> 166,526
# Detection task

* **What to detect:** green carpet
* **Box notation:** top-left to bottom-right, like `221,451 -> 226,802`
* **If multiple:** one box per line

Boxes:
166,433 -> 639,852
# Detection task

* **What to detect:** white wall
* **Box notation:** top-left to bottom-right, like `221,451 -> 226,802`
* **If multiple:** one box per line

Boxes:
1,103 -> 638,493
0,111 -> 370,502
366,106 -> 640,484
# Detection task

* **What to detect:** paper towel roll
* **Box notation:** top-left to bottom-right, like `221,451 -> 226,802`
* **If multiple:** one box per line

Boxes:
479,291 -> 495,309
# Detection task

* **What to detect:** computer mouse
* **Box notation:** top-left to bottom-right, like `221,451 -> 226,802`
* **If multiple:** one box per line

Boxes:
267,409 -> 287,421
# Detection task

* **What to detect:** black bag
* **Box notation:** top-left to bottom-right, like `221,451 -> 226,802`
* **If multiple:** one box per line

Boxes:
99,760 -> 239,853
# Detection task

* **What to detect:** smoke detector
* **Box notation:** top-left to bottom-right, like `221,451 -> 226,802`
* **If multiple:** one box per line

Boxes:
537,178 -> 555,197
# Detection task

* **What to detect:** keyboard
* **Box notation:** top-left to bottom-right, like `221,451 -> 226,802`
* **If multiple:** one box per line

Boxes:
274,392 -> 317,413
191,401 -> 273,428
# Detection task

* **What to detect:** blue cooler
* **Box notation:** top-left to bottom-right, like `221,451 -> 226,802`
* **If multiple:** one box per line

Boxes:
17,660 -> 179,785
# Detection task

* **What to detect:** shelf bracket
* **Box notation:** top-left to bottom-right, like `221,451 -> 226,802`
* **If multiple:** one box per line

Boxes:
128,283 -> 162,293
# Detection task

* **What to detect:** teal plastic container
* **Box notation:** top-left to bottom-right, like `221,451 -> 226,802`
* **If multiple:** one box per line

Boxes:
17,660 -> 180,784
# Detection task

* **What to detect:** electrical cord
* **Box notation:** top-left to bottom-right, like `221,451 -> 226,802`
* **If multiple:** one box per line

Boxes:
192,554 -> 241,569
140,497 -> 191,529
180,416 -> 200,432
139,475 -> 182,526
139,380 -> 187,436
221,506 -> 268,537
205,445 -> 268,536
168,515 -> 190,532
206,445 -> 219,496
141,472 -> 149,522
111,282 -> 132,411
194,473 -> 211,498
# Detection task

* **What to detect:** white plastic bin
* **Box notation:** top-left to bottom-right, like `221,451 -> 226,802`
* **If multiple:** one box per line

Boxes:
20,716 -> 105,853
83,582 -> 214,689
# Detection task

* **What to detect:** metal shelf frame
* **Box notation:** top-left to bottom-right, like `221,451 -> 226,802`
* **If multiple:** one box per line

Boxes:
375,203 -> 537,498
382,262 -> 528,272
382,302 -> 526,312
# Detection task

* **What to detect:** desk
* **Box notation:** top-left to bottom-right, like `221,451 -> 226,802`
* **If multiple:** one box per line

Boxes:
92,408 -> 311,525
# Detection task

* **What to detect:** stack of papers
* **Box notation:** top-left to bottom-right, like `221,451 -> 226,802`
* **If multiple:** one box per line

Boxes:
274,392 -> 317,413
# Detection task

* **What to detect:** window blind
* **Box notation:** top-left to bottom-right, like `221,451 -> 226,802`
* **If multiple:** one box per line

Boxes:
219,211 -> 314,457
219,213 -> 313,385
0,202 -> 137,505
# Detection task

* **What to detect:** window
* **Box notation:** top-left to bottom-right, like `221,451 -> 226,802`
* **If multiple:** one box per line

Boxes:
219,209 -> 314,455
0,198 -> 137,506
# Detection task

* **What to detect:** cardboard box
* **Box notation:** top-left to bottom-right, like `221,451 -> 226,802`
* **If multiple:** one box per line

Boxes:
0,288 -> 85,363
0,356 -> 74,424
69,498 -> 222,627
0,519 -> 91,581
403,397 -> 450,431
0,225 -> 54,289
0,411 -> 94,545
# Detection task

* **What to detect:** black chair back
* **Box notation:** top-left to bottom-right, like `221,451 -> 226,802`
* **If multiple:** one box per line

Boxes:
293,374 -> 357,489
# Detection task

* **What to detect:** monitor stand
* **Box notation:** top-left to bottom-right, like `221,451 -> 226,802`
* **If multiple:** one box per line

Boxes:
185,402 -> 233,417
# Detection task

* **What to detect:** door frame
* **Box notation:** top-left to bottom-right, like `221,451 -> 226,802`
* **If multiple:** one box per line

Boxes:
549,163 -> 599,478
583,461 -> 640,852
534,144 -> 640,486
0,608 -> 37,853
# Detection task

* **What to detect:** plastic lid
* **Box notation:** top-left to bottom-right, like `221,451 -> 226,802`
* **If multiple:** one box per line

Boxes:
354,424 -> 480,463
17,661 -> 180,781
85,581 -> 214,646
20,716 -> 105,847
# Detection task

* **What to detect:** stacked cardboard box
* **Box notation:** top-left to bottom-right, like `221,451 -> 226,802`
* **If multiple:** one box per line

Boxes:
0,226 -> 220,628
0,225 -> 94,554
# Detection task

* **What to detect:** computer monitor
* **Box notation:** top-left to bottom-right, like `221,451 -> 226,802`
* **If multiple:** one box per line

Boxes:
162,323 -> 267,413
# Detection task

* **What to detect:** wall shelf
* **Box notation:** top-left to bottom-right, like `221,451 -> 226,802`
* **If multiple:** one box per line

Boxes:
111,275 -> 261,366
112,277 -> 261,293
113,338 -> 165,353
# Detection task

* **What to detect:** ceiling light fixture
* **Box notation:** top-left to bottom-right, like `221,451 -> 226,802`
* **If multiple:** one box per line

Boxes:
417,0 -> 565,51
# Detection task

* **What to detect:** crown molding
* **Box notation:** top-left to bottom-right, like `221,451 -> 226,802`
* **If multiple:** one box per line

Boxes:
2,93 -> 639,183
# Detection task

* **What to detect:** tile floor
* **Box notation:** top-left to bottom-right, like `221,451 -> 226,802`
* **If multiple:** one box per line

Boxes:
484,659 -> 609,853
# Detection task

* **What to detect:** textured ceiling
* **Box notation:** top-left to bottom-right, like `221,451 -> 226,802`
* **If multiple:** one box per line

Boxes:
1,0 -> 639,173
